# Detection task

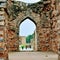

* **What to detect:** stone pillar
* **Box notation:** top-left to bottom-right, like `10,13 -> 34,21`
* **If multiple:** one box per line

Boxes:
34,30 -> 37,51
36,24 -> 41,51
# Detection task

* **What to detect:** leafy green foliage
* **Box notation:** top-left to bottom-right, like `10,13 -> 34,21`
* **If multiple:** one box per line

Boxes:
26,33 -> 35,43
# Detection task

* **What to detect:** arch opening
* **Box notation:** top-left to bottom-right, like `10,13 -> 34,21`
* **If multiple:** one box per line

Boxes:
20,17 -> 37,26
19,18 -> 37,51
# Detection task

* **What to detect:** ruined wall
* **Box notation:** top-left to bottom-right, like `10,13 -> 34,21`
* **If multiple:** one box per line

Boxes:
57,0 -> 60,52
6,0 -> 59,52
0,0 -> 8,59
37,0 -> 58,52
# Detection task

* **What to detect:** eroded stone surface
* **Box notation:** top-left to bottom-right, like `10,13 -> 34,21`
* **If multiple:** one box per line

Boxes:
5,0 -> 60,52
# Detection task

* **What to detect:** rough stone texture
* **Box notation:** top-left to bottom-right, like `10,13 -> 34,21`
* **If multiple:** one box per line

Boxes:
5,0 -> 59,52
0,2 -> 8,59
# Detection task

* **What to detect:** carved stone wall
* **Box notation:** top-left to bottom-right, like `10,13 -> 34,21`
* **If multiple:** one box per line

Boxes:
0,1 -> 8,59
6,0 -> 59,52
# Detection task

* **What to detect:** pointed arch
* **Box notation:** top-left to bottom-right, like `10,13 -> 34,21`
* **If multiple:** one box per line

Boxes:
19,18 -> 36,36
19,17 -> 37,27
16,16 -> 39,51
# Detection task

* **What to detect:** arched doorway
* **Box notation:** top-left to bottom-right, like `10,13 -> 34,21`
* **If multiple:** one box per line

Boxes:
18,17 -> 37,51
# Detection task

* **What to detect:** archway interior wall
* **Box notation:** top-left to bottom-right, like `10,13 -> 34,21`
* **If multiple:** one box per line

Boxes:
7,0 -> 59,52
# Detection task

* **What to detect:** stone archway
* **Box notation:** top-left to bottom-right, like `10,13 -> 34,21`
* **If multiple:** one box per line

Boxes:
18,17 -> 37,51
7,10 -> 41,51
16,15 -> 40,51
7,0 -> 59,52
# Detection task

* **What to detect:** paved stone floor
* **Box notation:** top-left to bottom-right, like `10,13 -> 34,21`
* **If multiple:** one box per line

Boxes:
9,52 -> 58,60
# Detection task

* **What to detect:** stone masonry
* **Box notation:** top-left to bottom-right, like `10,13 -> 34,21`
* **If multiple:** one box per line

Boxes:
2,0 -> 60,52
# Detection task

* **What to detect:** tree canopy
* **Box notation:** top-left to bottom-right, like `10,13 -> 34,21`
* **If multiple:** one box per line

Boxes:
26,33 -> 35,43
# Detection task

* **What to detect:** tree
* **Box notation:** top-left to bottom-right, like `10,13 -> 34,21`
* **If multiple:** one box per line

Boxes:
26,32 -> 35,43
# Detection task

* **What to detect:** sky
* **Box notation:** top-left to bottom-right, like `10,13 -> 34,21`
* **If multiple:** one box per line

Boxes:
19,19 -> 36,36
17,0 -> 39,36
15,0 -> 41,3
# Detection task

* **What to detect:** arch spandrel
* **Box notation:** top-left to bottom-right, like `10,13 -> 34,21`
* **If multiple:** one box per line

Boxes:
16,12 -> 41,28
